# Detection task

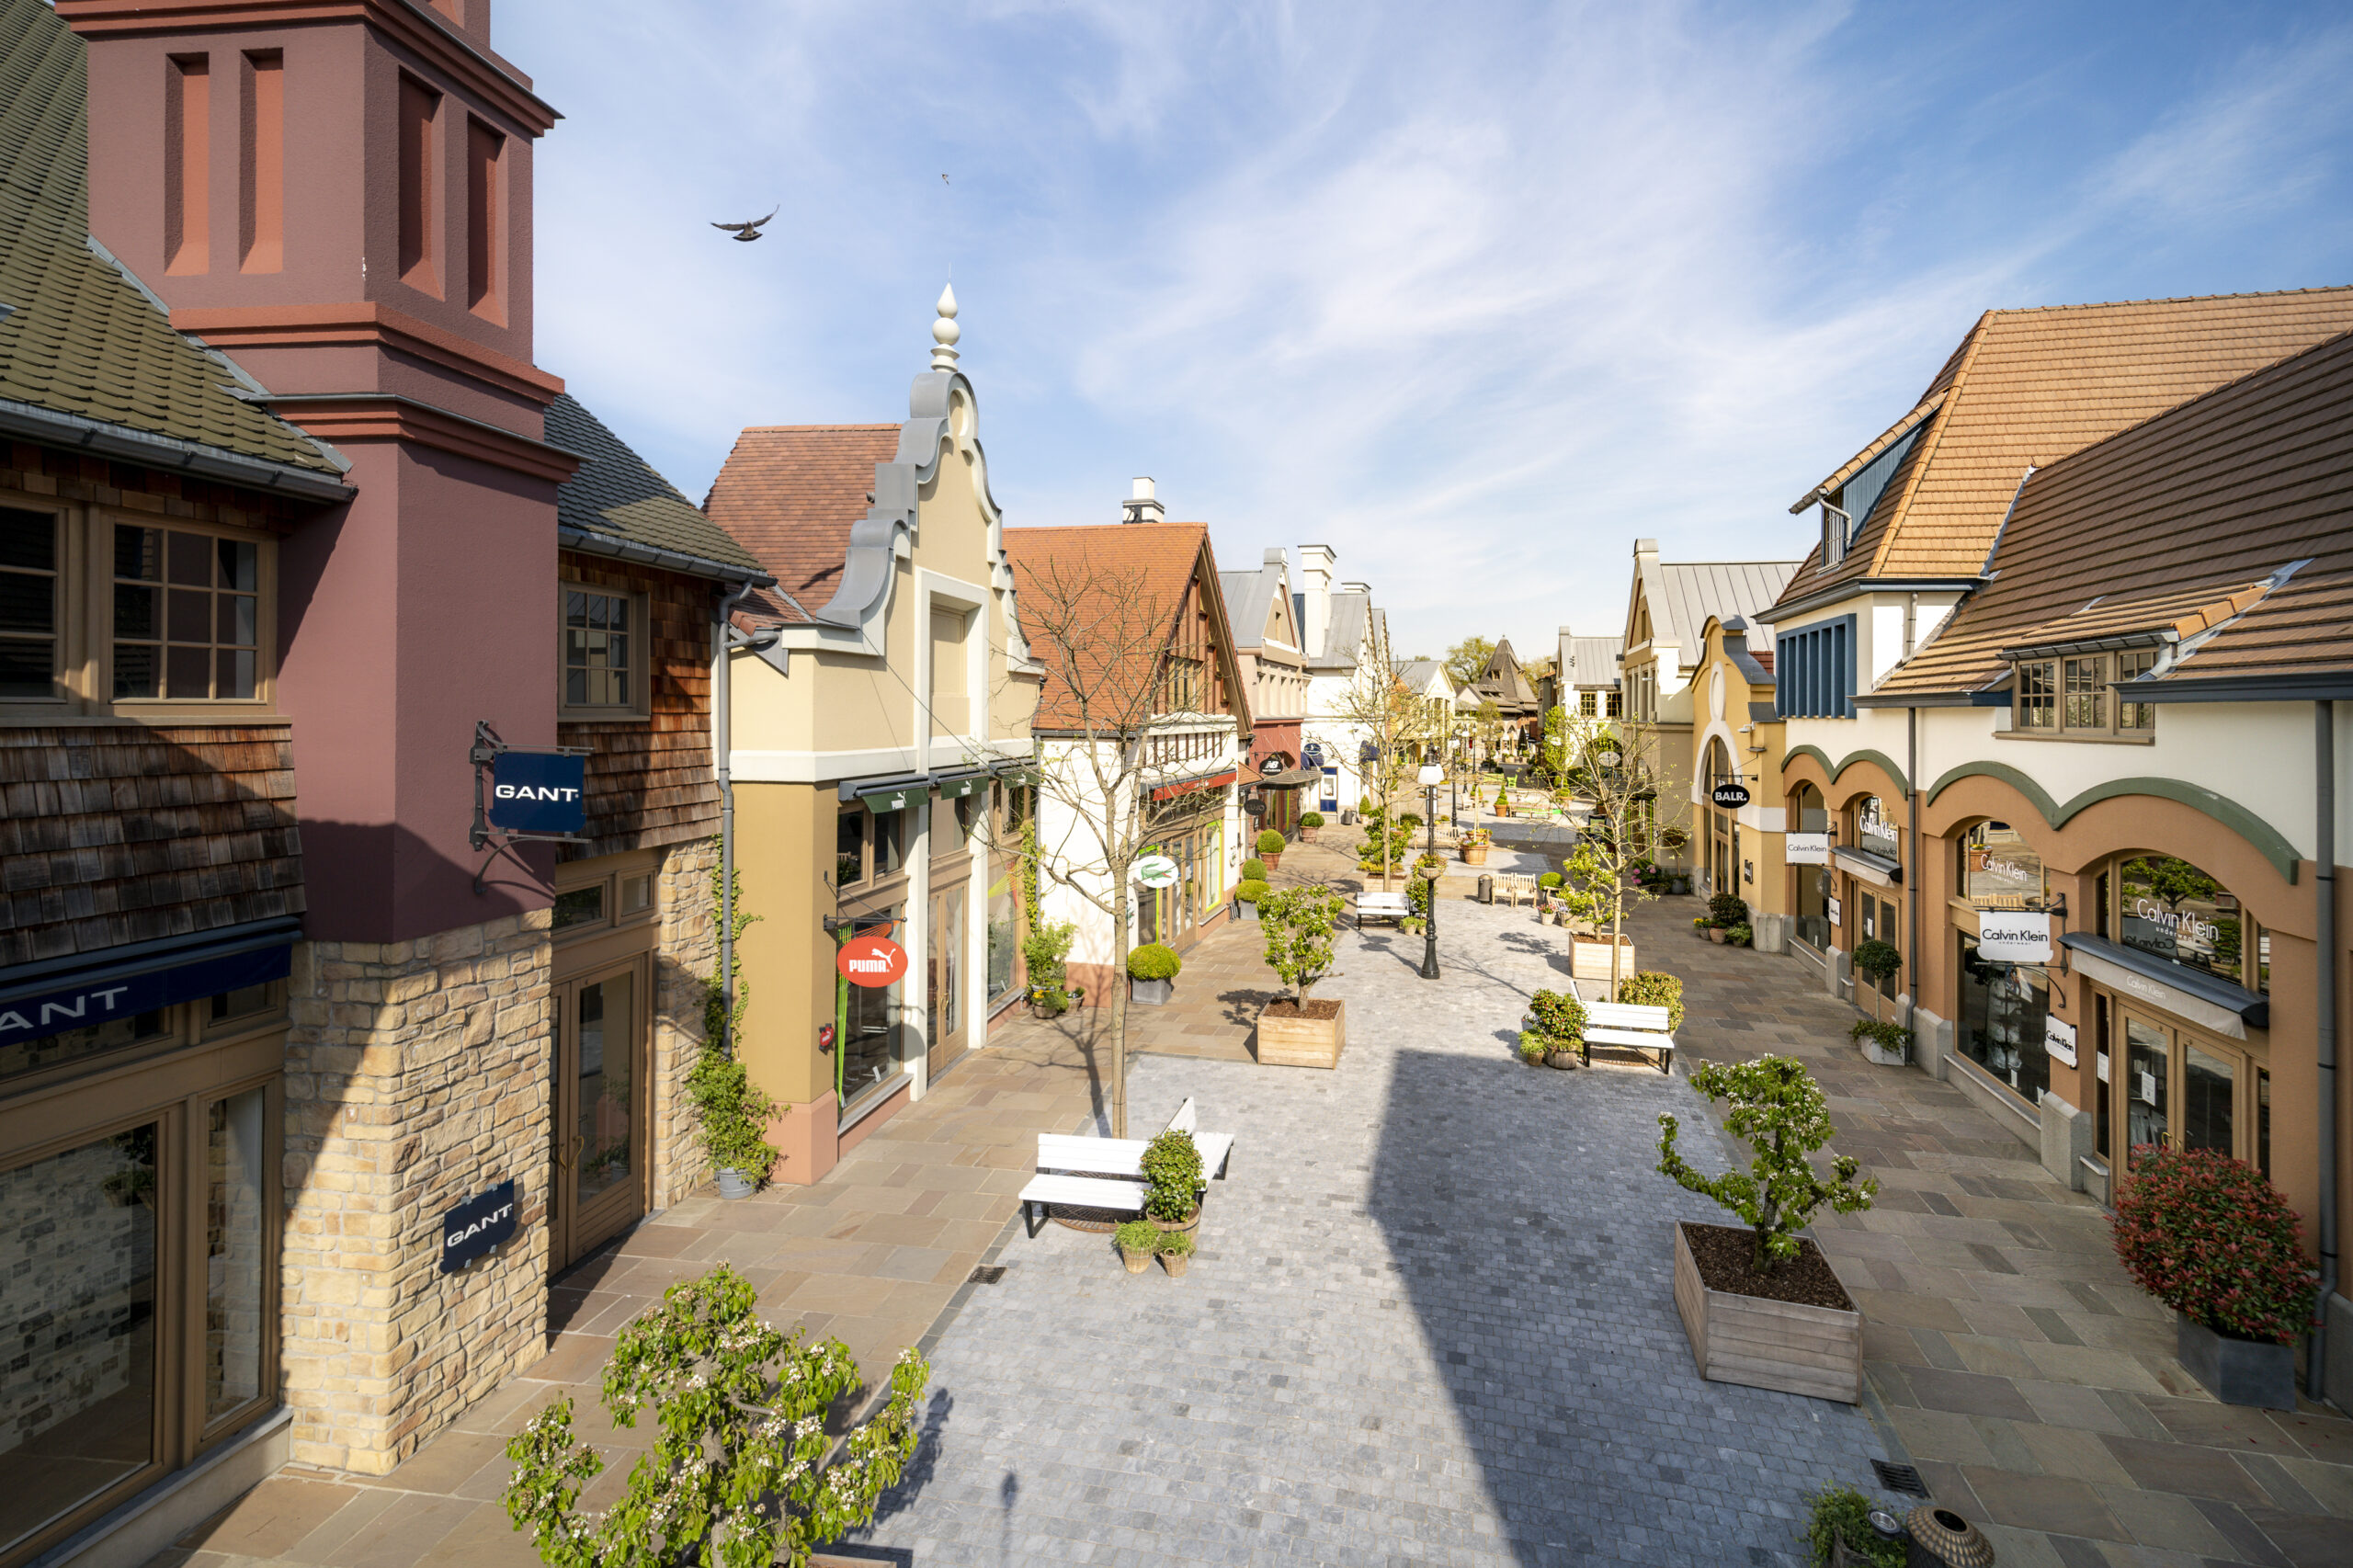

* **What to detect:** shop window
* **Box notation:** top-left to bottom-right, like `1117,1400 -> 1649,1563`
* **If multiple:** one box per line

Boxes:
2115,855 -> 2264,994
2,1007 -> 170,1083
1961,822 -> 2047,909
2095,999 -> 2111,1159
552,860 -> 661,938
1960,936 -> 2051,1104
113,526 -> 262,700
0,506 -> 60,699
2012,649 -> 2157,738
986,873 -> 1019,1006
1855,796 -> 1901,863
561,587 -> 642,715
2115,1009 -> 2260,1170
835,912 -> 904,1115
836,810 -> 865,887
620,872 -> 654,916
204,1087 -> 267,1419
552,884 -> 605,932
1858,893 -> 1900,997
872,809 -> 907,877
2124,1017 -> 2170,1162
0,1123 -> 161,1548
2182,1044 -> 2234,1155
210,983 -> 278,1026
2257,1068 -> 2271,1178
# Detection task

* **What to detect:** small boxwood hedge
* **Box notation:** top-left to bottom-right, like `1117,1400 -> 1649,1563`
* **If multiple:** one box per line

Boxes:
1126,943 -> 1182,982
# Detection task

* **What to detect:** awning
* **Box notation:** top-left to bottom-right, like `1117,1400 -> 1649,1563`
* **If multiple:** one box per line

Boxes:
933,771 -> 989,800
1832,845 -> 1903,886
856,780 -> 924,814
2062,933 -> 2268,1038
1257,767 -> 1321,788
1150,768 -> 1238,802
992,762 -> 1041,788
0,915 -> 301,1048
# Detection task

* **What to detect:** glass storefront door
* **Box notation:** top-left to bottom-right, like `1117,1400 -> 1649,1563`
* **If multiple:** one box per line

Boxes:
551,962 -> 647,1272
2123,1017 -> 2171,1165
2113,1007 -> 2257,1171
927,881 -> 969,1079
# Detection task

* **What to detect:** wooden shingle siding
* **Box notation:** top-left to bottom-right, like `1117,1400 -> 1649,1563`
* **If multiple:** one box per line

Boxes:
556,554 -> 719,859
0,723 -> 302,966
4,439 -> 313,531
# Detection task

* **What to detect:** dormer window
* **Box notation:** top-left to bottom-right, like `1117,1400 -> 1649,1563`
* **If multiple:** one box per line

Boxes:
2011,649 -> 2156,738
1820,500 -> 1851,568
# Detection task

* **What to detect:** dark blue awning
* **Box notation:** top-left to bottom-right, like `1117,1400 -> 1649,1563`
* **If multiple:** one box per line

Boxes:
0,916 -> 301,1047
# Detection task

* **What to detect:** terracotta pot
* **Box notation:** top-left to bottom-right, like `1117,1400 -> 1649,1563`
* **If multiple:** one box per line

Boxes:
1299,826 -> 1319,842
1120,1246 -> 1153,1275
1707,927 -> 1726,943
1262,851 -> 1284,870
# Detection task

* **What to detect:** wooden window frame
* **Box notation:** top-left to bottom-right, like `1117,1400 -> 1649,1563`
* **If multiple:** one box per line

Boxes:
552,847 -> 664,945
558,582 -> 650,721
2009,650 -> 2156,741
0,497 -> 278,722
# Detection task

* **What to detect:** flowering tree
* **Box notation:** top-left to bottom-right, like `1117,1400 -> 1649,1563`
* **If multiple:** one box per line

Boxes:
505,1266 -> 926,1567
1657,1055 -> 1876,1272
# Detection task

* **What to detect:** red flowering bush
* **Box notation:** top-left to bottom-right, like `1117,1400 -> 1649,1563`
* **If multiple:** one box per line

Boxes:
2110,1146 -> 2316,1344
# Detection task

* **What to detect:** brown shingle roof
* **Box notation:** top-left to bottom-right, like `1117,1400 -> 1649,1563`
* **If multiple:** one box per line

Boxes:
1006,523 -> 1224,733
1769,288 -> 2353,619
701,424 -> 899,622
1875,326 -> 2353,697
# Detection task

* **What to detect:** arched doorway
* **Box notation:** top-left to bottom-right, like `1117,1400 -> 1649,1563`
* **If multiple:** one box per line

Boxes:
1702,737 -> 1738,901
1789,781 -> 1833,970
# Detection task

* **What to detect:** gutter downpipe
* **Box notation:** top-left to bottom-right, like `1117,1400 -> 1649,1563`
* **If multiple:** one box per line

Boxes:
2316,699 -> 2339,1402
713,583 -> 765,1057
1907,703 -> 1920,1063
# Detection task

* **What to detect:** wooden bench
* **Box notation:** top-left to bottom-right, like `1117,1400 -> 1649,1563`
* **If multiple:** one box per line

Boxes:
1495,872 -> 1536,908
1354,891 -> 1412,928
1578,1000 -> 1676,1074
1020,1096 -> 1234,1236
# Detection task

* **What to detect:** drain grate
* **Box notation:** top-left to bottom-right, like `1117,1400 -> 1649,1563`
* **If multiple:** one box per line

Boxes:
1871,1460 -> 1928,1497
967,1265 -> 1006,1285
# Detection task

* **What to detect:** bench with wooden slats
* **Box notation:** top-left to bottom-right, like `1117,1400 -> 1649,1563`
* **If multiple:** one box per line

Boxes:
1578,1000 -> 1676,1074
1020,1096 -> 1235,1236
1354,892 -> 1412,928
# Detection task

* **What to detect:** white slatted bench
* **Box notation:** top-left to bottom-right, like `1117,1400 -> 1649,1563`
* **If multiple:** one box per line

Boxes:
1354,891 -> 1411,928
1578,1000 -> 1676,1074
1495,872 -> 1536,908
1020,1096 -> 1235,1236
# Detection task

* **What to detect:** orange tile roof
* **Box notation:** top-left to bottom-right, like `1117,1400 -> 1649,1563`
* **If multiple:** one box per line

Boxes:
1875,326 -> 2353,697
701,424 -> 900,622
1769,288 -> 2353,620
1006,523 -> 1238,733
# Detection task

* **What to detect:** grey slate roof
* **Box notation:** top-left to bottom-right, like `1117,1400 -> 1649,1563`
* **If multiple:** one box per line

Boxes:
1556,632 -> 1624,687
1643,560 -> 1800,653
1219,568 -> 1269,647
1306,590 -> 1372,671
0,0 -> 342,476
548,393 -> 766,580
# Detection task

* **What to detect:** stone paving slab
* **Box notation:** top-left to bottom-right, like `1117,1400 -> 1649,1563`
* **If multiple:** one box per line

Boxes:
849,895 -> 1893,1566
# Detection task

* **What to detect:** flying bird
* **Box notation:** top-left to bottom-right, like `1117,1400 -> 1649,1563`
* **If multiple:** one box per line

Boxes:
711,206 -> 779,242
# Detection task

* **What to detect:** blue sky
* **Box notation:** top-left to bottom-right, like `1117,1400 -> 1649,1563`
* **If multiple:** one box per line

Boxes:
509,0 -> 2353,662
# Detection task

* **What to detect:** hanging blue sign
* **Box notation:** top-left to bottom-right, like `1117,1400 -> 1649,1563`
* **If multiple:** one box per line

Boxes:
1301,742 -> 1324,767
489,752 -> 587,835
440,1179 -> 519,1272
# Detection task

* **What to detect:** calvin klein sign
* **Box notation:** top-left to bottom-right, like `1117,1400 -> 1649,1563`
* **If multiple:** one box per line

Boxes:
1977,911 -> 2052,964
441,1180 -> 519,1273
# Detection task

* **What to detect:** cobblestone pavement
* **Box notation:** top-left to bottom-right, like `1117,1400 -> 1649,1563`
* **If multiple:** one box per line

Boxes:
1622,892 -> 2353,1568
849,892 -> 1893,1567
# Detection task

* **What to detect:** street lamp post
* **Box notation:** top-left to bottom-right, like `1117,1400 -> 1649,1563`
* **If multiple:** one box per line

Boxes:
1417,763 -> 1444,979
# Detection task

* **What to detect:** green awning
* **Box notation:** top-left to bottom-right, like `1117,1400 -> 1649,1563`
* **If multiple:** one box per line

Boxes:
858,784 -> 920,814
935,772 -> 988,800
995,765 -> 1041,788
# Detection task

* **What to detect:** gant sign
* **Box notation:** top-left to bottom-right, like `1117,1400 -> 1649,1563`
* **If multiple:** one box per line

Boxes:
487,752 -> 588,836
440,1180 -> 518,1273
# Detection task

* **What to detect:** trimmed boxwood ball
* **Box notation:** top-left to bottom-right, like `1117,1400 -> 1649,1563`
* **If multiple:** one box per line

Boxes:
1299,810 -> 1325,827
1256,828 -> 1287,855
1241,858 -> 1267,881
1126,943 -> 1182,981
1233,878 -> 1271,904
1538,870 -> 1563,890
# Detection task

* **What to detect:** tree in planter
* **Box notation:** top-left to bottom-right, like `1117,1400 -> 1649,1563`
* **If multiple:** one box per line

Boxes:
1324,638 -> 1434,886
1260,883 -> 1345,1003
1851,939 -> 1901,988
504,1265 -> 926,1568
1554,720 -> 1688,1000
1657,1055 -> 1877,1271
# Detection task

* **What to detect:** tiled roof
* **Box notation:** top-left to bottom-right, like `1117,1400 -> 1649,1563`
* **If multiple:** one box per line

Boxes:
701,424 -> 900,622
547,393 -> 763,579
1006,522 -> 1228,732
0,0 -> 340,474
1769,288 -> 2353,619
1875,327 -> 2353,697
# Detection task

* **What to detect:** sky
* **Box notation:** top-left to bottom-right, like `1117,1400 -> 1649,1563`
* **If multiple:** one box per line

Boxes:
507,0 -> 2353,664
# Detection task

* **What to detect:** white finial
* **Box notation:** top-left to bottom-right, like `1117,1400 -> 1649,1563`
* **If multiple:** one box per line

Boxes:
931,283 -> 961,371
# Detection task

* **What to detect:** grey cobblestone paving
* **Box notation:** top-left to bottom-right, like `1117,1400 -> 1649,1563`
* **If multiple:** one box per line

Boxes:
853,895 -> 1892,1565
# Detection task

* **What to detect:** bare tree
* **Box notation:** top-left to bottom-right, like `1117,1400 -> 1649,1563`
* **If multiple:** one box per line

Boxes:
1326,642 -> 1448,888
1015,551 -> 1236,1139
1558,716 -> 1689,1000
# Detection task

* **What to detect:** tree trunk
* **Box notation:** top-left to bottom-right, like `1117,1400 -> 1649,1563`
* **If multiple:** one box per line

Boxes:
1609,884 -> 1624,1004
1110,870 -> 1130,1140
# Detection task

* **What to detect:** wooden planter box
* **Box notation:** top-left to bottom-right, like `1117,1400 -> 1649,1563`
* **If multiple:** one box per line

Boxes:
1256,998 -> 1346,1069
1672,1222 -> 1861,1403
1571,936 -> 1637,983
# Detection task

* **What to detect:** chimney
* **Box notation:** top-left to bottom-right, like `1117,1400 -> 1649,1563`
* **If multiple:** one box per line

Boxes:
1296,544 -> 1336,654
1339,580 -> 1371,597
1120,476 -> 1165,524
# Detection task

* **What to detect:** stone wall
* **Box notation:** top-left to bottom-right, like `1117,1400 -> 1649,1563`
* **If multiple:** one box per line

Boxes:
280,912 -> 551,1474
652,837 -> 718,1208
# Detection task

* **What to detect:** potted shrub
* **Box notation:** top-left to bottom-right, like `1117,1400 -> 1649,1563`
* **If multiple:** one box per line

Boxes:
1127,942 -> 1181,1005
1241,856 -> 1267,882
1256,883 -> 1347,1068
1114,1219 -> 1158,1274
687,1048 -> 779,1199
1656,1056 -> 1877,1401
1299,809 -> 1325,842
1616,971 -> 1684,1030
1154,1228 -> 1197,1278
1461,827 -> 1491,867
1852,938 -> 1902,991
2111,1147 -> 2317,1409
1848,1017 -> 1910,1067
1142,1127 -> 1205,1231
1537,869 -> 1563,907
1233,877 -> 1270,919
1727,923 -> 1754,949
1256,827 -> 1288,871
1707,892 -> 1747,928
1805,1485 -> 1905,1568
504,1266 -> 926,1565
1517,987 -> 1585,1070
